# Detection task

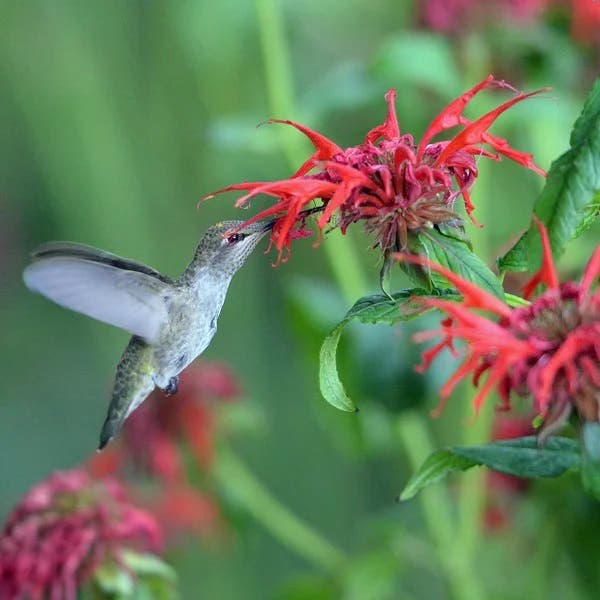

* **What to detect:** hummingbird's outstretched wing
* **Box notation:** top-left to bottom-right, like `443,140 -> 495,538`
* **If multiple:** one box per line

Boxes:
23,242 -> 174,344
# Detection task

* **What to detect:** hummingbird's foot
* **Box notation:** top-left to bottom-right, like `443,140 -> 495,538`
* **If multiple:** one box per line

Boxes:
162,376 -> 179,396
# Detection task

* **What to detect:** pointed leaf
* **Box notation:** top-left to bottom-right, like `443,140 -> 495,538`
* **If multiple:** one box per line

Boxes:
405,228 -> 505,299
499,77 -> 600,272
319,289 -> 459,411
400,436 -> 580,500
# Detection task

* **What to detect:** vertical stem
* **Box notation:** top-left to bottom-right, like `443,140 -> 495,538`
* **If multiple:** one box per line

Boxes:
455,154 -> 495,562
254,0 -> 369,302
397,413 -> 484,600
215,445 -> 345,570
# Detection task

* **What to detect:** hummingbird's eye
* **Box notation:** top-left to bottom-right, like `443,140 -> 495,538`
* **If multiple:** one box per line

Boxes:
226,232 -> 246,245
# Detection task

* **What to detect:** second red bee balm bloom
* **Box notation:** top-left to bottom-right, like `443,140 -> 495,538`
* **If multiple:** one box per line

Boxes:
396,219 -> 600,441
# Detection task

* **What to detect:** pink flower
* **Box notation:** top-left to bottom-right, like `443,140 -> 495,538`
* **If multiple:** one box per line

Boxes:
0,470 -> 161,600
570,0 -> 600,44
396,218 -> 600,441
422,0 -> 547,33
207,76 -> 545,263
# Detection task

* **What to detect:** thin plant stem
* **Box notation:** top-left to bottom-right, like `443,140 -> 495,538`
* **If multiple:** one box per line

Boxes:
214,444 -> 345,570
455,151 -> 496,562
254,0 -> 369,302
396,412 -> 485,600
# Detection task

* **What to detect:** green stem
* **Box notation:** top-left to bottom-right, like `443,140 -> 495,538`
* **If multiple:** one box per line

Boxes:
254,0 -> 368,302
214,445 -> 345,570
397,413 -> 484,600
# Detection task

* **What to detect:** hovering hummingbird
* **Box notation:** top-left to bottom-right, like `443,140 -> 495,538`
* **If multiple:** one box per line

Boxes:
23,219 -> 273,450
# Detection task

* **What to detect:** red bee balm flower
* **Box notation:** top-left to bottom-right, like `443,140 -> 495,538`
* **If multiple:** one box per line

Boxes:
207,76 -> 546,262
0,470 -> 162,600
396,219 -> 600,441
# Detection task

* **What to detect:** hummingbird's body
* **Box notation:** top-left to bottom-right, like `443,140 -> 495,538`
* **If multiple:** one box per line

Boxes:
23,220 -> 272,449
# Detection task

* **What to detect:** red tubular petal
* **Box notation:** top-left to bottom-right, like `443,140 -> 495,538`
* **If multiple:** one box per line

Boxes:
417,75 -> 497,159
202,181 -> 272,202
522,216 -> 559,298
481,132 -> 546,176
434,88 -> 548,169
317,162 -> 377,226
394,252 -> 512,318
269,119 -> 343,177
580,244 -> 600,297
365,89 -> 400,142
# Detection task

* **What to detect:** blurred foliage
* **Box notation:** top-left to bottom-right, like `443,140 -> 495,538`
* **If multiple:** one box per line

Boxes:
2,1 -> 600,599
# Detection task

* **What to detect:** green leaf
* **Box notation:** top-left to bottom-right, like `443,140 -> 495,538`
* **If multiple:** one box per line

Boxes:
93,562 -> 135,597
581,423 -> 600,501
120,550 -> 177,583
399,449 -> 475,501
499,77 -> 600,272
319,289 -> 459,412
319,325 -> 356,412
405,228 -> 505,299
400,436 -> 580,500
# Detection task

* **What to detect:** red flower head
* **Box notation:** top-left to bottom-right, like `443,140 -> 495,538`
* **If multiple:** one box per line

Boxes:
0,470 -> 161,600
207,76 -> 546,263
396,219 -> 600,441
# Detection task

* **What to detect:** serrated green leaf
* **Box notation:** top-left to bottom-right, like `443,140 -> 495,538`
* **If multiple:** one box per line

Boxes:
581,423 -> 600,501
319,289 -> 459,412
406,228 -> 505,299
499,77 -> 600,272
400,436 -> 580,500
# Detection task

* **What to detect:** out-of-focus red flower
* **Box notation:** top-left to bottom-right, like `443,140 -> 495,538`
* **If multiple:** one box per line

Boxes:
422,0 -> 547,33
570,0 -> 600,44
151,487 -> 220,539
87,361 -> 240,540
207,76 -> 545,263
396,218 -> 600,441
484,414 -> 536,531
0,470 -> 161,600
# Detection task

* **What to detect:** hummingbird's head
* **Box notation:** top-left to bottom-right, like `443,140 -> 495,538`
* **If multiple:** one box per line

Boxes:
195,218 -> 274,275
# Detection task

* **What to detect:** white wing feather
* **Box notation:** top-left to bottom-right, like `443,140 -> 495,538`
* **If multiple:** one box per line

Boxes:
23,257 -> 171,343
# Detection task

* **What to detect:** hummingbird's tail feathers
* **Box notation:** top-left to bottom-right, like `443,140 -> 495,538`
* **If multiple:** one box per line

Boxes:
23,254 -> 172,344
98,344 -> 156,450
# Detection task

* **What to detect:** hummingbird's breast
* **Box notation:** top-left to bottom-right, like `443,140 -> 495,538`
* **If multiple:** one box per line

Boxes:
150,285 -> 227,387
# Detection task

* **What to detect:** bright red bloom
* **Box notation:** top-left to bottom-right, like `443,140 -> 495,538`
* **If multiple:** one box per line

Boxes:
207,76 -> 545,262
0,470 -> 161,600
396,219 -> 600,440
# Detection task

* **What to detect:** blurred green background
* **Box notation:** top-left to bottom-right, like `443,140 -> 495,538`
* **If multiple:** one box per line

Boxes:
2,1 -> 600,599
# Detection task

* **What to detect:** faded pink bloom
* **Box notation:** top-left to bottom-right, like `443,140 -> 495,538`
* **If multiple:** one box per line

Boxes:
0,470 -> 161,600
422,0 -> 547,33
570,0 -> 600,44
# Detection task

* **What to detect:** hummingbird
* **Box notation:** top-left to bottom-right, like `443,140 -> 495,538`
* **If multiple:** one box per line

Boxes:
23,219 -> 273,450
